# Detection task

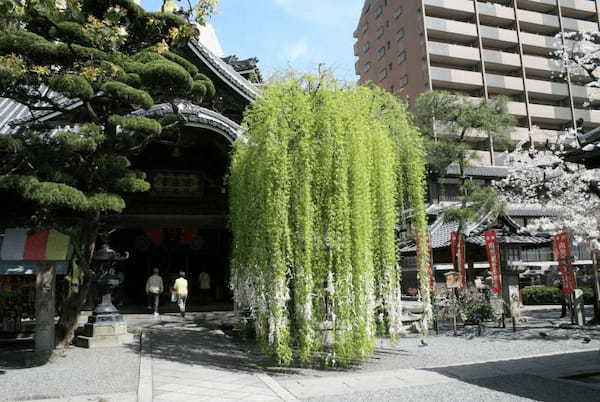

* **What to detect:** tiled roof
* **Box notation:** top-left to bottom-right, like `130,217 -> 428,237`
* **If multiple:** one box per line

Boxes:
505,204 -> 561,217
401,204 -> 553,253
0,87 -> 82,134
467,234 -> 550,246
188,38 -> 260,101
131,102 -> 241,143
222,55 -> 259,73
2,38 -> 259,134
0,99 -> 31,134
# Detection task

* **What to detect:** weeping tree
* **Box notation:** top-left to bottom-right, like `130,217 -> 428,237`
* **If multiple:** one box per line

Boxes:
0,0 -> 217,348
229,75 -> 429,366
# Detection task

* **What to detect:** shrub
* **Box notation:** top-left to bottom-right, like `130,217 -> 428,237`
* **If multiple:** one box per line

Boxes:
522,286 -> 561,305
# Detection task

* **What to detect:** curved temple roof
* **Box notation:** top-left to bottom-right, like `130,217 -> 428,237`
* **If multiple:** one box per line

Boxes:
131,102 -> 242,143
1,38 -> 259,135
188,38 -> 260,101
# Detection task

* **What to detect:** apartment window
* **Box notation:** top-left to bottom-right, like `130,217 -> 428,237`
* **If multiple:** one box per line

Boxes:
386,20 -> 390,28
364,62 -> 371,73
364,2 -> 371,14
384,0 -> 388,6
390,85 -> 395,93
374,6 -> 383,18
397,49 -> 407,64
378,66 -> 387,81
376,26 -> 384,38
363,41 -> 370,53
396,28 -> 405,41
387,40 -> 391,49
377,46 -> 386,59
362,22 -> 368,33
394,6 -> 403,18
399,74 -> 408,88
388,62 -> 393,71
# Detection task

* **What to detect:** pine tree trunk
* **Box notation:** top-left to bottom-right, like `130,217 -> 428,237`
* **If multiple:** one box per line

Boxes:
55,277 -> 92,348
55,221 -> 99,348
35,263 -> 56,354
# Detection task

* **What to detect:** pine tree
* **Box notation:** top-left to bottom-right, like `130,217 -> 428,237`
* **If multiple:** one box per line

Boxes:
0,0 -> 217,347
414,91 -> 515,283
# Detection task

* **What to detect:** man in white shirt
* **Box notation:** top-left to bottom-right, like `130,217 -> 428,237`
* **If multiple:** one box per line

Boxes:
145,268 -> 164,316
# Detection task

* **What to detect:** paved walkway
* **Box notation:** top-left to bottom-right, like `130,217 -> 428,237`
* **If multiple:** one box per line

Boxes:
139,319 -> 295,401
3,307 -> 599,401
138,309 -> 600,401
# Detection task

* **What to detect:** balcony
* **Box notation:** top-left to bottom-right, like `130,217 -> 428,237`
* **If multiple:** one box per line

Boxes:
430,66 -> 483,90
426,17 -> 478,44
512,127 -> 562,144
428,42 -> 564,77
428,41 -> 480,67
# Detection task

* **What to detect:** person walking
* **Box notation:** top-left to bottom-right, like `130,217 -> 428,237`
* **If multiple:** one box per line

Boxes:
173,271 -> 189,318
145,268 -> 164,316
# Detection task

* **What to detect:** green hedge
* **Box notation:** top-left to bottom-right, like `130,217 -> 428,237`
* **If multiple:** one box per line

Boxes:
522,286 -> 595,305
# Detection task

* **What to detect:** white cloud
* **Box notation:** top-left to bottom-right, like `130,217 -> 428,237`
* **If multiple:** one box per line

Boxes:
285,38 -> 309,62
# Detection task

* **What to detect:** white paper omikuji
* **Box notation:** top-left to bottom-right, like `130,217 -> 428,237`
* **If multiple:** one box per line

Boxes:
497,129 -> 600,246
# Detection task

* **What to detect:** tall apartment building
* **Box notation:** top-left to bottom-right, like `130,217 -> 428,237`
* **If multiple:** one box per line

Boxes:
354,0 -> 600,164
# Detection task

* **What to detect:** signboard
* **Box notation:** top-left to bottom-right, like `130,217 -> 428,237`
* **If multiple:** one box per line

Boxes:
450,232 -> 466,288
484,232 -> 502,295
552,232 -> 576,294
415,229 -> 435,292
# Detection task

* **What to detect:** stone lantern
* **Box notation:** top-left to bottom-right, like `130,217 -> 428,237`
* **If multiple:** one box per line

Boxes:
75,244 -> 133,348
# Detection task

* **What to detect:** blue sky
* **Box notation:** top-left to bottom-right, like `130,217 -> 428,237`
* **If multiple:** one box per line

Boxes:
141,0 -> 363,82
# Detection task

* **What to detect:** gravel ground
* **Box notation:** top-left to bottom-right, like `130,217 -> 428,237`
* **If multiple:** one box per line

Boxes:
271,307 -> 600,377
307,373 -> 600,402
0,338 -> 140,402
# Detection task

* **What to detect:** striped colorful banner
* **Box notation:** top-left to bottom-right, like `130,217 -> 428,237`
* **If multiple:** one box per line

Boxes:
0,228 -> 71,261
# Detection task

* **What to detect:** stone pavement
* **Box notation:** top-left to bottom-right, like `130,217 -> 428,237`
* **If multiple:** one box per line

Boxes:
139,309 -> 600,401
3,307 -> 599,401
139,319 -> 296,401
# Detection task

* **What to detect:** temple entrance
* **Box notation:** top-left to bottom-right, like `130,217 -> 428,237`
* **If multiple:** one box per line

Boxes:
109,227 -> 232,311
100,118 -> 235,312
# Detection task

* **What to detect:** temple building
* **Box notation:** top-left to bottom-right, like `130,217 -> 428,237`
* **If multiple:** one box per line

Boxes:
0,32 -> 261,332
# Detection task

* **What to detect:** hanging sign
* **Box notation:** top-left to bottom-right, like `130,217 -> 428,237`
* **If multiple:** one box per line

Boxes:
484,232 -> 502,295
450,232 -> 466,288
415,229 -> 435,292
552,232 -> 576,294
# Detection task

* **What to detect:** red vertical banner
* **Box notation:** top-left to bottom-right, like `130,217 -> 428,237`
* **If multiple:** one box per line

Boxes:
415,229 -> 435,292
552,232 -> 576,294
484,232 -> 502,295
450,232 -> 466,289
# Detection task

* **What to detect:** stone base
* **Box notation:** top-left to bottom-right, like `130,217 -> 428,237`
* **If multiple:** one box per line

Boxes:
75,322 -> 133,348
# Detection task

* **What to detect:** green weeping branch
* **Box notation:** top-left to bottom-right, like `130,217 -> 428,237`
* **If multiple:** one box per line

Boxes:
229,74 -> 429,366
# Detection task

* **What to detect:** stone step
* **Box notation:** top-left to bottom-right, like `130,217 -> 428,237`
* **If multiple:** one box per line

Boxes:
75,332 -> 134,348
81,322 -> 128,337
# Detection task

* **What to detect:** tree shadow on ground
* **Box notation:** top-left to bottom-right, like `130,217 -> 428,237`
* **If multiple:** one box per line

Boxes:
424,350 -> 600,402
125,317 -> 292,375
129,316 -> 375,376
0,347 -> 52,369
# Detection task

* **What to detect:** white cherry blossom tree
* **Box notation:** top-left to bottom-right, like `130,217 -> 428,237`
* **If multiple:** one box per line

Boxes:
498,135 -> 600,323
